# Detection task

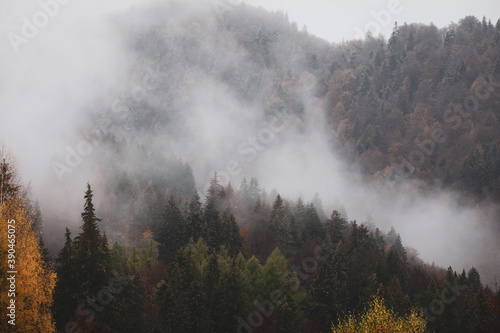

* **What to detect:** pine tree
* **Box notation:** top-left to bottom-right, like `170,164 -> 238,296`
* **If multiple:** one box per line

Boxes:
204,173 -> 228,250
38,234 -> 52,269
143,181 -> 161,233
186,191 -> 204,242
311,243 -> 348,330
110,274 -> 146,333
311,192 -> 326,220
156,193 -> 186,263
261,248 -> 304,332
110,241 -> 127,271
248,177 -> 261,204
391,234 -> 407,261
269,194 -> 292,245
140,238 -> 159,270
387,226 -> 398,243
156,240 -> 207,332
407,30 -> 415,51
0,156 -> 20,204
129,245 -> 141,273
325,210 -> 347,245
240,177 -> 249,201
219,208 -> 243,257
387,247 -> 408,292
53,228 -> 77,329
302,203 -> 324,241
213,250 -> 245,332
72,184 -> 112,303
385,276 -> 411,315
467,266 -> 481,292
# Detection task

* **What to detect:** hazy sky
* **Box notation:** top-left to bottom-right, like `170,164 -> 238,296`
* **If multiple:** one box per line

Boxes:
243,0 -> 500,42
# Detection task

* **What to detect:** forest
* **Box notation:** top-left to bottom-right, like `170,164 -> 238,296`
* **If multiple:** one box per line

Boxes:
1,150 -> 500,332
1,1 -> 500,332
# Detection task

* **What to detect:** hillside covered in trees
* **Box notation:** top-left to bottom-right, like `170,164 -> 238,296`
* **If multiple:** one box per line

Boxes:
1,1 -> 500,332
1,149 -> 500,332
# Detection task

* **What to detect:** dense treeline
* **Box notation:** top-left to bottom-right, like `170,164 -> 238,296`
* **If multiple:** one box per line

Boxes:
55,174 -> 500,332
3,147 -> 499,332
317,17 -> 500,201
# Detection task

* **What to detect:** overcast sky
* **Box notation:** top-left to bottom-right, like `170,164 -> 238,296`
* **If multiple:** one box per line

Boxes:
243,0 -> 500,42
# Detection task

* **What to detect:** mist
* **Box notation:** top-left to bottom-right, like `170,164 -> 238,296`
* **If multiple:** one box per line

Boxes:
0,0 -> 499,287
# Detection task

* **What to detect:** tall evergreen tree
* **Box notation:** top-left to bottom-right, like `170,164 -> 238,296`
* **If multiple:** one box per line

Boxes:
72,184 -> 112,303
325,210 -> 347,245
219,208 -> 244,256
248,177 -> 261,204
311,192 -> 326,220
204,173 -> 226,249
0,156 -> 20,205
53,228 -> 77,329
269,194 -> 292,245
311,243 -> 348,330
156,193 -> 186,263
302,203 -> 324,241
467,266 -> 481,292
186,190 -> 204,242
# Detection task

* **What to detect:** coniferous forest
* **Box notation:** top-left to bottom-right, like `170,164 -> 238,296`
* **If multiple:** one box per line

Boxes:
1,1 -> 500,332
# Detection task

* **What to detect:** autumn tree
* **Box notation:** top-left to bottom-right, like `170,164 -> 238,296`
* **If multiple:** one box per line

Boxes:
331,295 -> 427,333
0,151 -> 56,332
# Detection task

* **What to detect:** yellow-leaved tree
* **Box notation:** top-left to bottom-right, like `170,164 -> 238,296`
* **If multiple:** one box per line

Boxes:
0,149 -> 56,332
332,295 -> 428,333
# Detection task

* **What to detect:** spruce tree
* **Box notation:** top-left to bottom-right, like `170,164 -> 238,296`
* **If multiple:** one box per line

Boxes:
303,203 -> 324,241
73,183 -> 112,302
311,192 -> 326,220
311,243 -> 348,330
219,208 -> 243,257
248,177 -> 261,204
467,267 -> 481,292
186,191 -> 204,242
156,193 -> 186,263
204,173 -> 226,249
269,194 -> 292,245
325,210 -> 347,245
53,228 -> 77,329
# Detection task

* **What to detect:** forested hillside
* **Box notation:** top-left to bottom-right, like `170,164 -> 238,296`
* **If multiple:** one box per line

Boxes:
317,17 -> 500,201
84,3 -> 500,202
1,1 -> 500,332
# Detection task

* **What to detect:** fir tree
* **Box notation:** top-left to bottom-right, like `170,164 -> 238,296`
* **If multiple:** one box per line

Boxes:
156,193 -> 186,263
54,228 -> 77,328
325,210 -> 347,245
311,243 -> 347,330
467,266 -> 481,292
72,183 -> 112,303
204,173 -> 226,249
302,203 -> 324,241
219,208 -> 243,257
269,194 -> 292,245
186,190 -> 204,242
